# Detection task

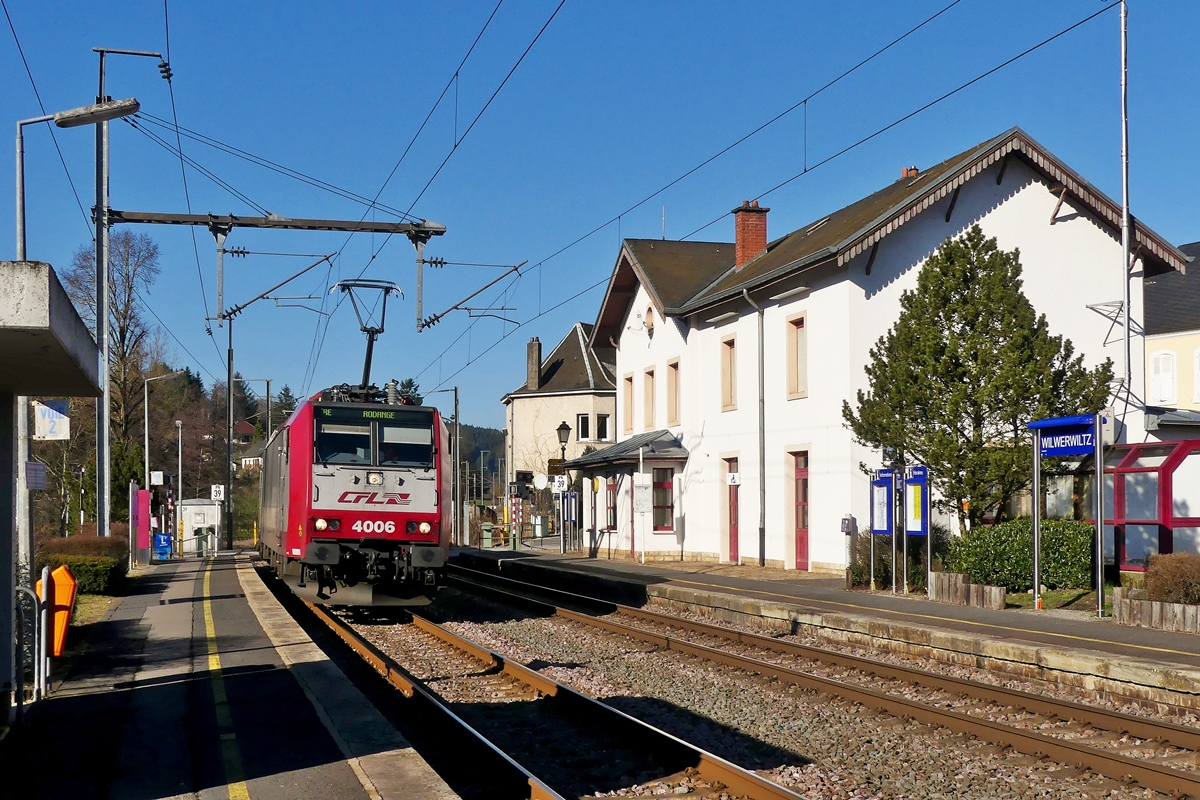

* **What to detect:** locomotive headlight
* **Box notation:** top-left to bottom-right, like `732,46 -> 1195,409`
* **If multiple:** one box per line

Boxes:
418,522 -> 432,534
314,518 -> 328,531
367,471 -> 384,486
328,519 -> 341,531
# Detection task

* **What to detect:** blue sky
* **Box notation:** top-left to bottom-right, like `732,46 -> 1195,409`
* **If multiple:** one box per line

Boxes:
3,1 -> 1198,428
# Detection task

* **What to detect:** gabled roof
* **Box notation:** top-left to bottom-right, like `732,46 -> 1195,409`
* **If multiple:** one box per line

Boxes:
591,240 -> 732,350
589,127 -> 1189,342
503,322 -> 615,402
1145,241 -> 1200,336
678,127 -> 1187,314
562,429 -> 689,469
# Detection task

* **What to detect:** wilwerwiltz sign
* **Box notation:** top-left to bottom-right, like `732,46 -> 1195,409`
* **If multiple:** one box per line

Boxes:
1028,414 -> 1096,457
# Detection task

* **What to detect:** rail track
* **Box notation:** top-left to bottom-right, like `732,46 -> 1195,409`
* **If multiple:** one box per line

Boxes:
301,596 -> 806,799
447,563 -> 1200,799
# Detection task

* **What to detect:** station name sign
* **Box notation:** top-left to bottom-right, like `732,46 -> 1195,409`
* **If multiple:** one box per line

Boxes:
1028,414 -> 1098,457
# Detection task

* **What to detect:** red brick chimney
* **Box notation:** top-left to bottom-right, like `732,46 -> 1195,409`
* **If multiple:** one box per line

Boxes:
731,200 -> 769,269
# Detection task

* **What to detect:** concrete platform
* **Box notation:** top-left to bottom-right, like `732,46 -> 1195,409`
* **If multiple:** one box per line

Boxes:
0,553 -> 456,800
453,548 -> 1200,712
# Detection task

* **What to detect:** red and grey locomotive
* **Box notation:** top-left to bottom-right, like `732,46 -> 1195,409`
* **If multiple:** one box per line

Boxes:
259,382 -> 451,605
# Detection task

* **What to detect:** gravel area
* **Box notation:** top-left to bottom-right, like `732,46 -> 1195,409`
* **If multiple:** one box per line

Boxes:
653,601 -> 1200,727
424,589 -> 1169,800
344,607 -> 758,799
610,611 -> 1198,769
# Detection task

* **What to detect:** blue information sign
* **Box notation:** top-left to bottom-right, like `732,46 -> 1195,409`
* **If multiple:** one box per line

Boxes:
871,468 -> 893,535
1028,414 -> 1096,457
905,466 -> 929,537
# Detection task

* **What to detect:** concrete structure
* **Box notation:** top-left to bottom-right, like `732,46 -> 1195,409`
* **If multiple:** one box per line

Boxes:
0,260 -> 99,719
569,128 -> 1188,572
180,498 -> 223,556
1144,240 -> 1200,422
502,323 -> 615,484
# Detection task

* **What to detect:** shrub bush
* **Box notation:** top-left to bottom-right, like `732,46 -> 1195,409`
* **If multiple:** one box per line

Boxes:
849,522 -> 951,590
39,555 -> 124,594
1146,553 -> 1200,605
39,534 -> 129,562
944,518 -> 1093,591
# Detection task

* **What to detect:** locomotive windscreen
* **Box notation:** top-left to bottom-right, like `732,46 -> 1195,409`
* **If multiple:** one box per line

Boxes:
379,424 -> 433,466
315,422 -> 371,465
312,404 -> 437,468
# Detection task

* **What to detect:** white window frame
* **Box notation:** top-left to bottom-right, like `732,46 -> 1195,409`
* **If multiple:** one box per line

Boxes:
786,311 -> 808,400
596,413 -> 611,442
721,336 -> 737,412
1194,348 -> 1200,403
1150,350 -> 1177,405
576,413 -> 590,441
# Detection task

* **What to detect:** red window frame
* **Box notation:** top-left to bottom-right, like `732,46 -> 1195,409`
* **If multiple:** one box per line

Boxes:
652,468 -> 674,531
1077,440 -> 1200,571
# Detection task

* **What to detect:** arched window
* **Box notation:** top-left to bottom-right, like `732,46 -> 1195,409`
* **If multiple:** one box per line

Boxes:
1150,351 -> 1176,405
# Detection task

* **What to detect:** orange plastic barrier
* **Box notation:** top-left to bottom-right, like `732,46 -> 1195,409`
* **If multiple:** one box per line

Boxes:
34,565 -> 79,657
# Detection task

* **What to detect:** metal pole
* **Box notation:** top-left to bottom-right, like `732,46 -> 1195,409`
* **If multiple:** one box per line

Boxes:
1032,430 -> 1042,610
144,379 -> 150,490
1096,412 -> 1105,618
15,116 -> 50,588
266,379 -> 272,435
176,419 -> 182,557
96,54 -> 112,538
225,318 -> 234,549
39,566 -> 51,696
892,471 -> 899,594
1120,0 -> 1132,400
453,387 -> 460,545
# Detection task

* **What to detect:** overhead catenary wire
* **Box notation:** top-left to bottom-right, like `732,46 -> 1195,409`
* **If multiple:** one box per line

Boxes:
135,288 -> 222,384
683,2 -> 1119,240
413,3 -> 969,387
132,111 -> 419,222
2,0 -> 94,239
161,0 -> 218,338
301,0 -> 559,394
427,2 -> 1121,390
125,117 -> 271,215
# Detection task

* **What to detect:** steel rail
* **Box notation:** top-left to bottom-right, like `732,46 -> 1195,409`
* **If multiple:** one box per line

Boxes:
301,599 -> 562,800
405,609 -> 805,800
448,565 -> 1200,799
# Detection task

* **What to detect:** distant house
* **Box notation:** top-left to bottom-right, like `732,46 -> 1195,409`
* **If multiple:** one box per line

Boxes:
1145,241 -> 1200,425
240,456 -> 263,472
233,420 -> 256,445
502,322 -> 616,485
568,126 -> 1188,574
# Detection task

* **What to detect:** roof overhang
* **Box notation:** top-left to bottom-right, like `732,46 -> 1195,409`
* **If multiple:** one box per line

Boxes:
1145,407 -> 1200,430
563,429 -> 689,470
0,261 -> 100,396
676,128 -> 1189,316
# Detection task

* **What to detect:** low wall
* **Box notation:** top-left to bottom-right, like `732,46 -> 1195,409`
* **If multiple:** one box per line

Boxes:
928,571 -> 1006,611
1113,587 -> 1200,634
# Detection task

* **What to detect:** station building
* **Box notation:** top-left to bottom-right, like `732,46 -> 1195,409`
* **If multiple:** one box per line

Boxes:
567,127 -> 1190,574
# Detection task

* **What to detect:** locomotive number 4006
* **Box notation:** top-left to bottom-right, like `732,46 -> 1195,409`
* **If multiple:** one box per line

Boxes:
350,519 -> 397,534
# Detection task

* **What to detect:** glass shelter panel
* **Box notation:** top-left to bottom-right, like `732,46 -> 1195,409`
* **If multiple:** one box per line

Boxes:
1174,453 -> 1200,518
1174,527 -> 1200,556
1124,472 -> 1159,521
1125,524 -> 1159,567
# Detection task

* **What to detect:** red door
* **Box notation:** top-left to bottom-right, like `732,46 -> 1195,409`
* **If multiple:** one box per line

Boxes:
727,458 -> 739,564
794,452 -> 809,571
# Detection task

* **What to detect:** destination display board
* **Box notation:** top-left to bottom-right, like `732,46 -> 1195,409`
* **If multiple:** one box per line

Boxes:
315,404 -> 432,424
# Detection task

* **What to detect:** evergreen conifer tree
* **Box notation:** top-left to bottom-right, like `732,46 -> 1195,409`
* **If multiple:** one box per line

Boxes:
842,226 -> 1113,528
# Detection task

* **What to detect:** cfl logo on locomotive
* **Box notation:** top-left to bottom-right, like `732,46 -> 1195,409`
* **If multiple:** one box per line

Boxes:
337,491 -> 412,505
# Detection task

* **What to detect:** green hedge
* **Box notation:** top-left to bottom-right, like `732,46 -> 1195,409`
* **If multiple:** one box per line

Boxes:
39,555 -> 125,595
944,518 -> 1093,592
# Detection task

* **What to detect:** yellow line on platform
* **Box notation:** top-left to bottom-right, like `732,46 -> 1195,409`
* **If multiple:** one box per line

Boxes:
665,577 -> 1200,660
204,562 -> 252,800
